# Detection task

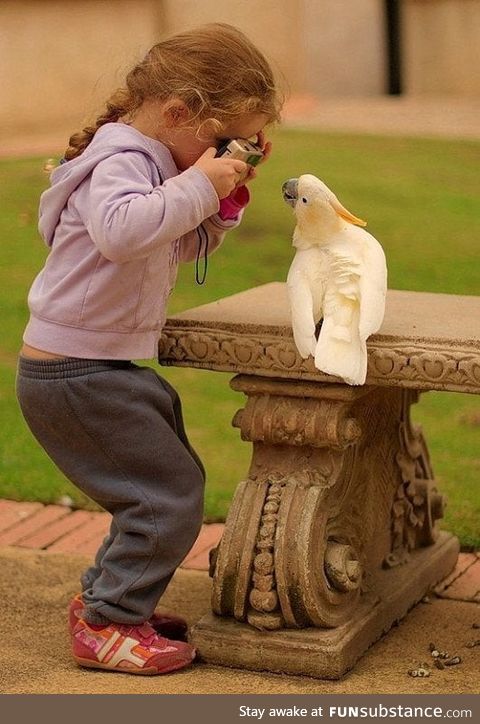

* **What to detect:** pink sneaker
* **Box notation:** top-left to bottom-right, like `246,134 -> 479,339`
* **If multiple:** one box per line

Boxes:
72,618 -> 195,675
69,593 -> 188,641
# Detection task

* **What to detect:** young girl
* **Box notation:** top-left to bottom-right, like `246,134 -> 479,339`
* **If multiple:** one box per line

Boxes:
16,23 -> 282,676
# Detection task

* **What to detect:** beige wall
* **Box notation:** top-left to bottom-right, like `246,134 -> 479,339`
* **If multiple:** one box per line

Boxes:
403,0 -> 480,96
0,0 -> 163,135
2,0 -> 479,138
302,0 -> 386,97
1,0 -> 388,137
1,0 -> 308,137
162,0 -> 387,98
162,0 -> 306,95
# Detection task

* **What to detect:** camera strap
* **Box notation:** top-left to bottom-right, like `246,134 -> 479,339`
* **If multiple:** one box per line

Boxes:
195,224 -> 209,285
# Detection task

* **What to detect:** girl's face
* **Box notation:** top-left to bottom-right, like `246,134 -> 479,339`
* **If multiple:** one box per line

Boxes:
128,98 -> 269,171
168,111 -> 270,171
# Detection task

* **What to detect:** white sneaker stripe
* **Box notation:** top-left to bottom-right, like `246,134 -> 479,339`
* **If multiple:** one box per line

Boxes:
97,630 -> 121,662
108,637 -> 147,668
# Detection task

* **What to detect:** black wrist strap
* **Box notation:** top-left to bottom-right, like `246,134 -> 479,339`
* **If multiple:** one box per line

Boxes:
195,224 -> 209,285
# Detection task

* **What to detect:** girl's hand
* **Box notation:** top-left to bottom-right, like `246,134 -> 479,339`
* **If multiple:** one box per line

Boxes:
242,130 -> 272,185
256,130 -> 272,160
194,148 -> 247,199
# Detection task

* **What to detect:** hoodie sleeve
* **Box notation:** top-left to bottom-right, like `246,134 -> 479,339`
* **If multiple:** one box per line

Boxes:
84,151 -> 220,263
178,185 -> 250,263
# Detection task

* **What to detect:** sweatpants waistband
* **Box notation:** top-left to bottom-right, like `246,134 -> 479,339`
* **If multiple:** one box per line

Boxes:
17,356 -> 134,380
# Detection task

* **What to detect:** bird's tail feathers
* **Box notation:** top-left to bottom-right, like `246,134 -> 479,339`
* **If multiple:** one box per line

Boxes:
314,321 -> 367,385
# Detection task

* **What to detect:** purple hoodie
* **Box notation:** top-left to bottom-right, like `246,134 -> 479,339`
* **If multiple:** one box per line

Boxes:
23,123 -> 246,360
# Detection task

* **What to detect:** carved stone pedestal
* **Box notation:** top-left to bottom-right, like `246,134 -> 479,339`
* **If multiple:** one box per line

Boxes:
193,534 -> 456,679
158,283 -> 478,678
190,376 -> 458,678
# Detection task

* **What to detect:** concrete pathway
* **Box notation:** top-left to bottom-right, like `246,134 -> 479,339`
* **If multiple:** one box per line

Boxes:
282,95 -> 480,139
0,497 -> 479,695
2,544 -> 479,694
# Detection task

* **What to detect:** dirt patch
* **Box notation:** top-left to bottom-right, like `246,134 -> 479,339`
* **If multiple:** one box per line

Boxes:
0,546 -> 478,694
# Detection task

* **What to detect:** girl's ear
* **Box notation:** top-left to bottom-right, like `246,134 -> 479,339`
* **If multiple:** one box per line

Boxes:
164,99 -> 190,127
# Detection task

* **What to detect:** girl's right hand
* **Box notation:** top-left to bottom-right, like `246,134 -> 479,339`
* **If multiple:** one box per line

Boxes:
194,148 -> 247,200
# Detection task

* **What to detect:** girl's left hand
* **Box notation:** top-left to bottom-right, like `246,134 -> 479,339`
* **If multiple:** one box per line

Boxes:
242,130 -> 272,185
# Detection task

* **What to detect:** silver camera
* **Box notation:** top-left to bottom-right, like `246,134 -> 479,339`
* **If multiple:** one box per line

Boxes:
215,138 -> 263,183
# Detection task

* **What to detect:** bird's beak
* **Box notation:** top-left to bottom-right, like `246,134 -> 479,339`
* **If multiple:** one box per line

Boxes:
282,178 -> 298,207
329,196 -> 367,227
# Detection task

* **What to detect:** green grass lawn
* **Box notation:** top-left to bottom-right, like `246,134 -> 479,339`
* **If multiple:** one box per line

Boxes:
1,130 -> 479,546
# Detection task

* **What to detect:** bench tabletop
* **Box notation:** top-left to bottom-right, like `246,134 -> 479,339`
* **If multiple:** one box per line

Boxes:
159,283 -> 480,394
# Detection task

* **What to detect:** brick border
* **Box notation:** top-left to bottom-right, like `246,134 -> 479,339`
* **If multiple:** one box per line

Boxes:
0,499 -> 223,572
0,499 -> 478,597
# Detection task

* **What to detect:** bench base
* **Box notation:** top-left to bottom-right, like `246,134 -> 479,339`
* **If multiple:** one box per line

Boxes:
191,532 -> 459,679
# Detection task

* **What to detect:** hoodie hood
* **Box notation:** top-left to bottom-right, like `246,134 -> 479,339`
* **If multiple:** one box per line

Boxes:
39,123 -> 178,246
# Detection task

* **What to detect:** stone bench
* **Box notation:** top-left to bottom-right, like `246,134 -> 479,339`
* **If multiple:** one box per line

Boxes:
158,282 -> 480,679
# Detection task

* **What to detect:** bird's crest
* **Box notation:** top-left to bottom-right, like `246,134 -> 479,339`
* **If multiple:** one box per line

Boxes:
300,174 -> 367,227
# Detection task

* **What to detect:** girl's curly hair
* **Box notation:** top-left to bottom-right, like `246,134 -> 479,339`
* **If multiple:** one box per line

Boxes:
64,23 -> 283,161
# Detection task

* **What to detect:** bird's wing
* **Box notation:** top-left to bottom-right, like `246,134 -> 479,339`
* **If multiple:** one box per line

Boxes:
287,257 -> 318,358
358,236 -> 388,340
316,271 -> 366,386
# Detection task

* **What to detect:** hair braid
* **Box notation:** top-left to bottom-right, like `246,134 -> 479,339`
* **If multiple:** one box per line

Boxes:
63,88 -> 139,161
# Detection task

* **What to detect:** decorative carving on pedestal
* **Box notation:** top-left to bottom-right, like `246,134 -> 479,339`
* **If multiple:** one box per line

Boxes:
194,376 -> 458,678
383,391 -> 446,569
211,378 -> 371,632
159,326 -> 480,394
248,475 -> 285,631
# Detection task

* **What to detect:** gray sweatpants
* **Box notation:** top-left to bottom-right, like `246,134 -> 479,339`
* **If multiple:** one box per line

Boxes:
16,357 -> 205,625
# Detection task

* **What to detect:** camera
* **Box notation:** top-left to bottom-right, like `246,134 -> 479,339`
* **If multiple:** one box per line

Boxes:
215,138 -> 263,183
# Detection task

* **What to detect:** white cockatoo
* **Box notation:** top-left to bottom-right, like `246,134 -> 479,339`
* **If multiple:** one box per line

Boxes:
283,174 -> 387,386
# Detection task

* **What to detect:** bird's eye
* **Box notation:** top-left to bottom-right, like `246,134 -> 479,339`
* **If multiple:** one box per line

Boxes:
301,197 -> 308,204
